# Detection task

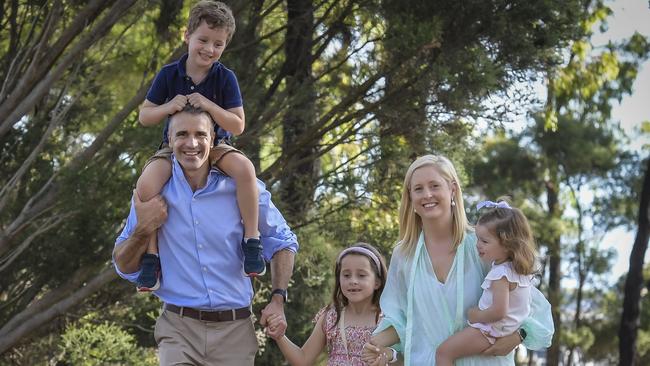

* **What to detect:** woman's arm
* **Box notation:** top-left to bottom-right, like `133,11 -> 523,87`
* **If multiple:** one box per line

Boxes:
483,285 -> 555,356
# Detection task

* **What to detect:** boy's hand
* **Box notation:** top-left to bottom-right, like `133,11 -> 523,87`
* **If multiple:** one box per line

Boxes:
187,93 -> 214,111
166,95 -> 188,115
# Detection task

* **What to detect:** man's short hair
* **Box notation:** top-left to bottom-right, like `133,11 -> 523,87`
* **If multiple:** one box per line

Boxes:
187,1 -> 236,43
169,104 -> 215,134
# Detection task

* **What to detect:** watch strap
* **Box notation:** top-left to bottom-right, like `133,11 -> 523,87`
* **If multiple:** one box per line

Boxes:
270,288 -> 287,302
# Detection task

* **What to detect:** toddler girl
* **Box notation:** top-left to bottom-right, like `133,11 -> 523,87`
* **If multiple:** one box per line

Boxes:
435,199 -> 538,365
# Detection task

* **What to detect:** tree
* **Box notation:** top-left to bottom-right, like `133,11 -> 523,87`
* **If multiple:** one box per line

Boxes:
0,0 -> 602,361
620,157 -> 650,365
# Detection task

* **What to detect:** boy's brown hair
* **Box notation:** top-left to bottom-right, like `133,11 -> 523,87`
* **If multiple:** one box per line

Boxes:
187,1 -> 236,43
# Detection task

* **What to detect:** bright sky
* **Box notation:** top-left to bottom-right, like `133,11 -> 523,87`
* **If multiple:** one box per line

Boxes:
594,0 -> 649,282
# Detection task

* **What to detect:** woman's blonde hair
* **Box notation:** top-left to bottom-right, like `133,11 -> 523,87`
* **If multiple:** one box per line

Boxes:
476,198 -> 537,275
398,155 -> 471,257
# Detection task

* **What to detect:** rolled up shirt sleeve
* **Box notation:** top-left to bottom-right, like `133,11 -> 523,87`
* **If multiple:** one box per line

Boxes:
258,182 -> 299,261
112,197 -> 142,282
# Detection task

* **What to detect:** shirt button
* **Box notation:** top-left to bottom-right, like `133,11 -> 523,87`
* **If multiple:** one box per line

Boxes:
194,220 -> 199,225
198,244 -> 203,249
190,86 -> 195,90
203,267 -> 207,272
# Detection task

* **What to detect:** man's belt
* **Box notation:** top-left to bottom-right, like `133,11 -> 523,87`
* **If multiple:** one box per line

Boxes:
164,304 -> 251,322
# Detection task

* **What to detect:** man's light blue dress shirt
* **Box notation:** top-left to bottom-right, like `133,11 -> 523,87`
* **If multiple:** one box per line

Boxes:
114,157 -> 298,310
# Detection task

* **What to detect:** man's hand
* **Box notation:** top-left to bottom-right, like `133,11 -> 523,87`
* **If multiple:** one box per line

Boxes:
113,191 -> 168,274
165,95 -> 187,115
133,190 -> 167,236
260,297 -> 285,339
265,313 -> 287,340
482,331 -> 520,356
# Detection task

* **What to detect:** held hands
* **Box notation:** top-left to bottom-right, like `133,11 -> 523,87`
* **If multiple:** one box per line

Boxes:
265,313 -> 287,340
133,190 -> 167,235
260,298 -> 286,339
166,95 -> 187,115
362,342 -> 392,366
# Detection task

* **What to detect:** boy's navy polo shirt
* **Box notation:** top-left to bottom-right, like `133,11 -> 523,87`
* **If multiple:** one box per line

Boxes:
146,53 -> 243,143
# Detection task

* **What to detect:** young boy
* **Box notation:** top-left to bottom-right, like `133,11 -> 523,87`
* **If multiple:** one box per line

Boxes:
136,0 -> 264,291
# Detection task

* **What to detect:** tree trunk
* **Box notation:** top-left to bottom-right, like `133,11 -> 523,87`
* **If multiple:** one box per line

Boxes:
278,0 -> 316,224
546,177 -> 562,366
619,157 -> 650,366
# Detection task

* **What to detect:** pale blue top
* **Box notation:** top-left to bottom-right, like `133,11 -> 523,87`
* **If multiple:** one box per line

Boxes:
114,156 -> 298,310
375,232 -> 554,365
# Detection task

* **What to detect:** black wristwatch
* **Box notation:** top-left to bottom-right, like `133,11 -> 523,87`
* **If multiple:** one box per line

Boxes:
518,328 -> 527,341
270,288 -> 288,303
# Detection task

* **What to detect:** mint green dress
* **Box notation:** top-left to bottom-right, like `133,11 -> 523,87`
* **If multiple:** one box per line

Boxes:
375,232 -> 554,365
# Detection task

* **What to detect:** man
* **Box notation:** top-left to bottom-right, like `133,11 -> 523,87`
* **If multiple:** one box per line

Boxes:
113,105 -> 297,365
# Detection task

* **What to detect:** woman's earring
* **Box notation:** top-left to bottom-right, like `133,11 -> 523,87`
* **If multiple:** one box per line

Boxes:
451,197 -> 456,207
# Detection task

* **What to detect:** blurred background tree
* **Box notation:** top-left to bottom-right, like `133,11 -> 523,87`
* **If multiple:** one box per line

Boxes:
0,0 -> 647,364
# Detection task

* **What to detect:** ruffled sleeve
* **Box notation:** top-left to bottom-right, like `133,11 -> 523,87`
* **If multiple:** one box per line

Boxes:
481,262 -> 532,290
374,245 -> 408,352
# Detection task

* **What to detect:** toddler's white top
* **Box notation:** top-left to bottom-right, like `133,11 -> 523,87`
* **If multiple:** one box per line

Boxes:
470,261 -> 532,337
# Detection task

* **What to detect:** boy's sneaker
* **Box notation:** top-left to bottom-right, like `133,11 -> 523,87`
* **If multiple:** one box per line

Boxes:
136,254 -> 161,292
242,238 -> 266,277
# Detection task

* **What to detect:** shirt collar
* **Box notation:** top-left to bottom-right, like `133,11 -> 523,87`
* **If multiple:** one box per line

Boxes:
177,53 -> 189,78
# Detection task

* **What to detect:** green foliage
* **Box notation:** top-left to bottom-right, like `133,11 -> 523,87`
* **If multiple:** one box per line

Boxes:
0,0 -> 645,364
562,325 -> 595,350
585,267 -> 650,363
57,314 -> 157,366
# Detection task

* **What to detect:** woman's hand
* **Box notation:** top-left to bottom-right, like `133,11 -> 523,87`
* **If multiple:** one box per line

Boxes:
482,331 -> 520,356
362,343 -> 395,366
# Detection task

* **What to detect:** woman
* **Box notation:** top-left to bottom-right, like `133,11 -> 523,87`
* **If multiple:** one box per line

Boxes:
363,155 -> 553,365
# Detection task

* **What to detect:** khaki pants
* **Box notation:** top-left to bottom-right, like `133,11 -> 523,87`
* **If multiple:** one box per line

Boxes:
154,309 -> 258,366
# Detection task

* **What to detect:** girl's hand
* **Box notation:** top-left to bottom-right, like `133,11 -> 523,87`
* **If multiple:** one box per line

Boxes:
265,313 -> 287,340
467,306 -> 480,323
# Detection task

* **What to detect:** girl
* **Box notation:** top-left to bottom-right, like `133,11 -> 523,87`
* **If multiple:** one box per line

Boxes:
435,199 -> 537,366
267,243 -> 388,366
